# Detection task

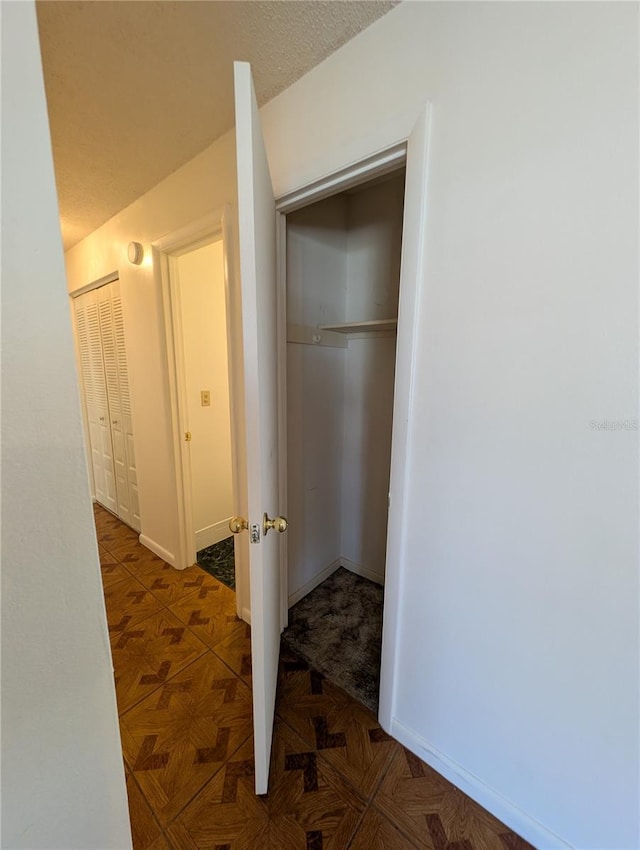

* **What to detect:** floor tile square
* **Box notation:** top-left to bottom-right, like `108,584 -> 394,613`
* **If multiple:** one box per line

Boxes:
211,621 -> 252,683
277,652 -> 353,711
277,651 -> 397,800
266,719 -> 366,848
120,652 -> 253,827
125,770 -> 163,850
167,736 -> 269,849
111,609 -> 207,714
103,574 -> 165,631
101,561 -> 135,588
96,515 -> 139,548
108,540 -> 168,572
169,721 -> 365,850
276,645 -> 351,705
132,559 -> 188,589
168,580 -> 245,649
349,807 -> 420,849
144,564 -> 223,606
374,747 -> 533,850
146,837 -> 173,850
99,545 -> 119,566
93,506 -> 121,528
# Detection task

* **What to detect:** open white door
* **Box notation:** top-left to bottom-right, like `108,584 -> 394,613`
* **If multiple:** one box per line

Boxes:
233,61 -> 284,795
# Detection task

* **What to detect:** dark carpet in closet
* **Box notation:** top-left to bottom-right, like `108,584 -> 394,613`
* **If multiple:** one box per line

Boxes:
282,567 -> 384,713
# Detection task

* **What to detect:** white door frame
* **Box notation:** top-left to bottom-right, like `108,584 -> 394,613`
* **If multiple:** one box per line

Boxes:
153,208 -> 245,612
274,107 -> 431,730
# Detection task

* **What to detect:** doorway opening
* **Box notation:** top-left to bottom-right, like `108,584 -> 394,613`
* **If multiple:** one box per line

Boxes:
278,163 -> 407,714
156,209 -> 242,605
171,239 -> 235,588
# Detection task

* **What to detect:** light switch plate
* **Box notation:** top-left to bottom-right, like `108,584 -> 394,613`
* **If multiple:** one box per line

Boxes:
201,390 -> 211,407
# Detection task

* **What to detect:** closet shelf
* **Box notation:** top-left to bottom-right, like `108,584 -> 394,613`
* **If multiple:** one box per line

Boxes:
319,318 -> 397,334
287,318 -> 398,348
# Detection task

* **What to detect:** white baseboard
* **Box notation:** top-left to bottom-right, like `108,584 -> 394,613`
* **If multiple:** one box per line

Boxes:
241,606 -> 251,625
195,518 -> 232,551
388,718 -> 573,850
340,557 -> 384,586
139,534 -> 177,569
288,558 -> 342,607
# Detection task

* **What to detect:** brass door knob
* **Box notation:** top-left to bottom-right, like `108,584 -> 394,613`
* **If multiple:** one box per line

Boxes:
263,513 -> 288,535
229,516 -> 248,534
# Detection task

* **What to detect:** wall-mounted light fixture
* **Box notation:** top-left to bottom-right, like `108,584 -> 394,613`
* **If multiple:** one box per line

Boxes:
127,241 -> 144,265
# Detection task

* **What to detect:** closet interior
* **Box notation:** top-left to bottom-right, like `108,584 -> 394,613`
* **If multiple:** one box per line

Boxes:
284,167 -> 406,697
74,280 -> 140,531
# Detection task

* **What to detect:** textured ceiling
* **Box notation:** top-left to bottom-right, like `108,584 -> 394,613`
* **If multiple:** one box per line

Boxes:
36,1 -> 398,250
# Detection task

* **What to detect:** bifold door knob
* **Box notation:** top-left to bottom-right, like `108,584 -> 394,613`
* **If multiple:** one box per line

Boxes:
229,516 -> 248,534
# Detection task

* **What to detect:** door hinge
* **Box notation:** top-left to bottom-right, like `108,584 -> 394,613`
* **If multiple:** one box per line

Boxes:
185,431 -> 192,442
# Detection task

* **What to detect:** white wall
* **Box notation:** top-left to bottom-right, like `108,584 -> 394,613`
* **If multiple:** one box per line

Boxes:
176,240 -> 234,547
1,3 -> 132,847
341,335 -> 396,580
286,198 -> 347,598
341,176 -> 404,579
261,4 -> 639,848
345,174 -> 403,324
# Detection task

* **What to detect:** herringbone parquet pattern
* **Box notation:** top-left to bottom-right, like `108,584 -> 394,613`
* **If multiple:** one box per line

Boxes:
95,505 -> 535,850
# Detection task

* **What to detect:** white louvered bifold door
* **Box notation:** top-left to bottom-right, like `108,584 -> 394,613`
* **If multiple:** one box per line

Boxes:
97,283 -> 134,529
74,281 -> 139,530
111,282 -> 140,531
75,290 -> 117,513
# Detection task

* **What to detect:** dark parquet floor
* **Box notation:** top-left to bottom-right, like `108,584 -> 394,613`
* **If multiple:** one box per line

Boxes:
95,504 -> 535,850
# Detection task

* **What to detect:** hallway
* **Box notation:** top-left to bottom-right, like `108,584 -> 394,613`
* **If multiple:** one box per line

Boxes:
95,504 -> 533,850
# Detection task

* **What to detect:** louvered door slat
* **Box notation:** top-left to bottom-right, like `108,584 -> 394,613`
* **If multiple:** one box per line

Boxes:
112,287 -> 131,416
98,287 -> 121,418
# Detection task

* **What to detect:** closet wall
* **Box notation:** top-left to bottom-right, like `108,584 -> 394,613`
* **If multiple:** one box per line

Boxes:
286,172 -> 405,602
74,280 -> 140,531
